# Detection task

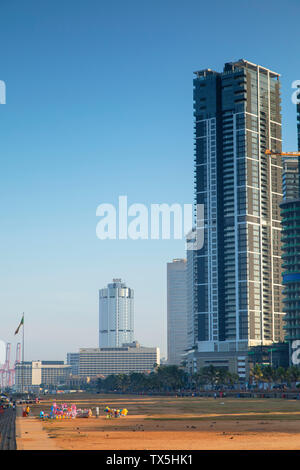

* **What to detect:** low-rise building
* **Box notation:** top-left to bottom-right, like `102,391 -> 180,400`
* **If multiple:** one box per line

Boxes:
64,375 -> 91,389
185,349 -> 249,382
78,341 -> 160,377
248,343 -> 289,369
66,352 -> 80,375
15,361 -> 71,392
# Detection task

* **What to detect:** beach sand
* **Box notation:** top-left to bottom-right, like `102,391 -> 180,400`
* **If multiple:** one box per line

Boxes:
15,394 -> 300,450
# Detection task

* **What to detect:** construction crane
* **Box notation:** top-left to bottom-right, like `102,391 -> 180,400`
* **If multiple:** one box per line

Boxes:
0,343 -> 11,389
0,342 -> 21,390
265,149 -> 300,157
265,149 -> 300,200
8,343 -> 21,388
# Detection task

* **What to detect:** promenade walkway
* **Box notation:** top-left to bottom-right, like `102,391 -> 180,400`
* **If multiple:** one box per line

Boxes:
0,408 -> 16,450
16,412 -> 60,450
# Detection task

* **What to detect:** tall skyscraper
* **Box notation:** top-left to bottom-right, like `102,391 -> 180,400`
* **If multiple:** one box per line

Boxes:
297,99 -> 300,150
192,60 -> 284,362
99,279 -> 134,348
167,259 -> 188,365
280,96 -> 300,365
282,88 -> 300,202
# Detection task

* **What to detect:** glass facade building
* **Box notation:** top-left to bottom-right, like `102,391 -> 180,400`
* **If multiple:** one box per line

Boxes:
297,103 -> 300,150
194,59 -> 284,354
281,200 -> 300,351
282,158 -> 299,201
99,279 -> 134,348
280,96 -> 300,364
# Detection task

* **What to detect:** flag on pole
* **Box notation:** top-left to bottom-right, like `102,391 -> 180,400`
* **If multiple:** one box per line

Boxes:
15,314 -> 24,335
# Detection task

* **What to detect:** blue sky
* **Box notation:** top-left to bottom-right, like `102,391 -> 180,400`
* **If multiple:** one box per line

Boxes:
0,0 -> 299,362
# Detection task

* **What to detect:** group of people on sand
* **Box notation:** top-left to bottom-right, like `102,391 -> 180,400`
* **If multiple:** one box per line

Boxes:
38,402 -> 94,420
22,405 -> 30,417
104,406 -> 128,418
39,402 -> 78,419
214,392 -> 226,399
23,401 -> 128,420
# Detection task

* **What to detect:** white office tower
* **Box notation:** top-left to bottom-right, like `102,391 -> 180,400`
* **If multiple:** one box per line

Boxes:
99,279 -> 134,347
167,259 -> 188,365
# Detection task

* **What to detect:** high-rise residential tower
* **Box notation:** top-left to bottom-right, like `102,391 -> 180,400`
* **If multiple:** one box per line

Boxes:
192,59 -> 284,362
99,279 -> 134,348
167,259 -> 188,365
282,158 -> 299,201
280,96 -> 300,365
297,103 -> 300,150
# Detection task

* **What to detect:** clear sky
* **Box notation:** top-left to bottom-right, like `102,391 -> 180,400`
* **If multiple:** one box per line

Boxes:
0,0 -> 299,363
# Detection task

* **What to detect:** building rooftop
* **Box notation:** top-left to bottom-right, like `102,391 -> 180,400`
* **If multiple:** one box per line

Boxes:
194,59 -> 280,79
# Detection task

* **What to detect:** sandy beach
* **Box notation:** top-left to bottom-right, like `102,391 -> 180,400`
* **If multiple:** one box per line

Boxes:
15,394 -> 300,450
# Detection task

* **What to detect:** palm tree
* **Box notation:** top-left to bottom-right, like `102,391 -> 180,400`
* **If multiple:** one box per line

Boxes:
128,372 -> 148,392
101,374 -> 118,392
188,372 -> 199,391
201,365 -> 219,389
223,371 -> 239,387
274,366 -> 286,386
217,368 -> 229,387
286,366 -> 300,388
191,371 -> 205,391
154,365 -> 187,392
250,364 -> 263,388
261,365 -> 275,390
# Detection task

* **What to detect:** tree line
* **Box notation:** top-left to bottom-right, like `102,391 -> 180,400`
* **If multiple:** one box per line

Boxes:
250,364 -> 300,389
96,364 -> 300,393
97,365 -> 239,393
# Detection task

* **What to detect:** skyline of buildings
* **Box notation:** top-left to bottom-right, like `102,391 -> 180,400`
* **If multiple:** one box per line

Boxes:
169,59 -> 300,373
3,57 -> 300,385
9,278 -> 160,389
1,0 -> 299,380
